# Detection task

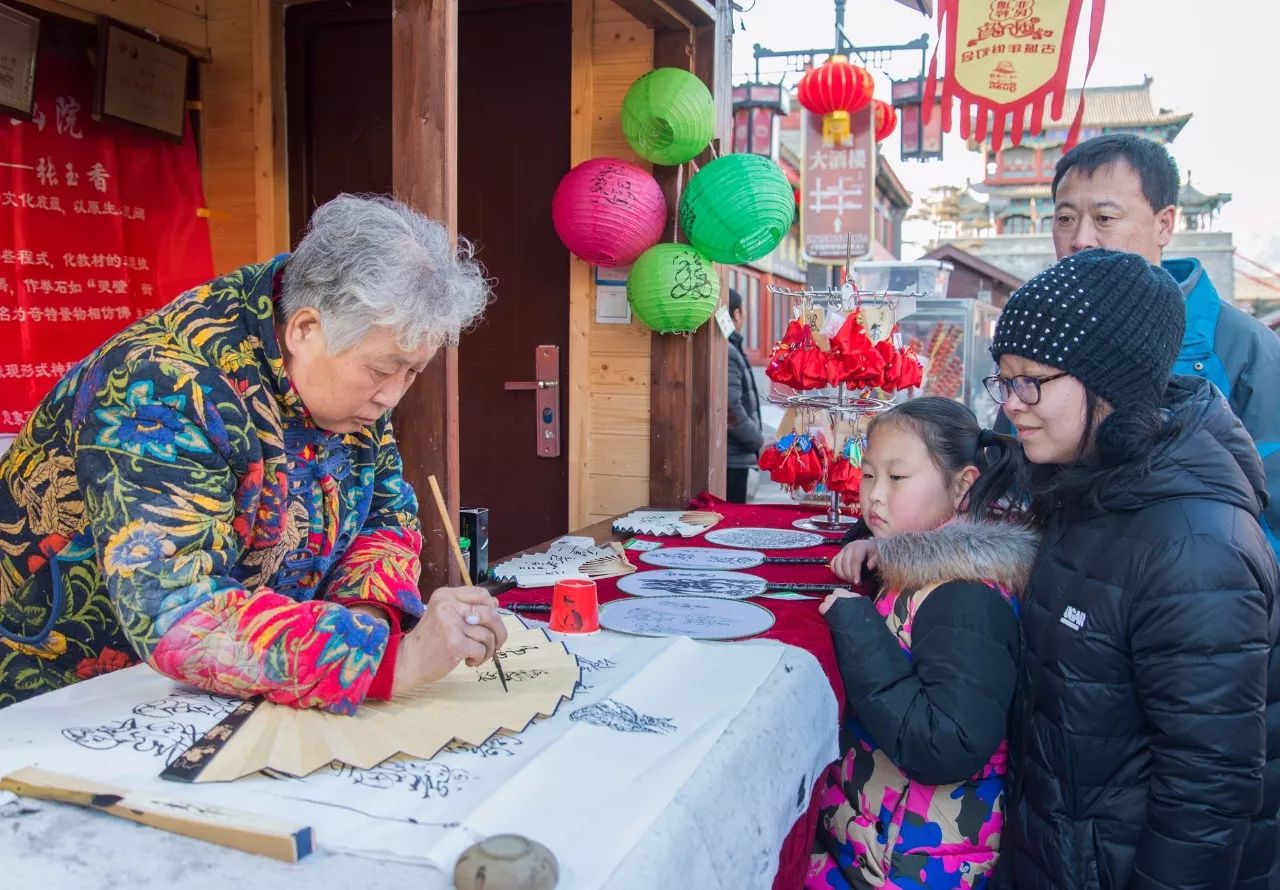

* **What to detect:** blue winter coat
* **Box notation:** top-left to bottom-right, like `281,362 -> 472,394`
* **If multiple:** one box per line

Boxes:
1166,257 -> 1280,558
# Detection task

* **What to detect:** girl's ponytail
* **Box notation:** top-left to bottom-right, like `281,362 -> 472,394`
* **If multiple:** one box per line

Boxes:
967,430 -> 1026,522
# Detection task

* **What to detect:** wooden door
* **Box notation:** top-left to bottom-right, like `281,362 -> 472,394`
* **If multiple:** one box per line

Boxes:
457,0 -> 571,558
285,0 -> 393,246
285,0 -> 571,560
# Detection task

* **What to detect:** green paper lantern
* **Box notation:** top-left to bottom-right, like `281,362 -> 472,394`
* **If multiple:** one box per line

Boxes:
679,153 -> 796,264
626,243 -> 721,334
621,68 -> 715,166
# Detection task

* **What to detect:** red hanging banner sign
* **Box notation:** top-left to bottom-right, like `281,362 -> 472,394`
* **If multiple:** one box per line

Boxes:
925,0 -> 1106,152
0,50 -> 213,435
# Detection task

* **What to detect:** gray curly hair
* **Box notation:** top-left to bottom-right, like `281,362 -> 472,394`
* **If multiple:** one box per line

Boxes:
280,194 -> 491,353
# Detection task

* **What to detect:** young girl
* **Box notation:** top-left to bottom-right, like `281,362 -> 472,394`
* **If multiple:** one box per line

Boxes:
808,397 -> 1035,889
989,249 -> 1279,890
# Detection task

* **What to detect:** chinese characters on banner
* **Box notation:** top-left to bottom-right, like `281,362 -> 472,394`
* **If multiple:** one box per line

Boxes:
0,50 -> 213,435
925,0 -> 1106,151
801,105 -> 875,264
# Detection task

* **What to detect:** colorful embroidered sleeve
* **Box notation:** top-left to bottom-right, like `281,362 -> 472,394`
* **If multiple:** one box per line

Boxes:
323,419 -> 424,622
74,359 -> 388,714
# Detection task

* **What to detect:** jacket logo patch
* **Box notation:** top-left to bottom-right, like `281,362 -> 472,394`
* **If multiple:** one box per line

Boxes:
1059,605 -> 1087,632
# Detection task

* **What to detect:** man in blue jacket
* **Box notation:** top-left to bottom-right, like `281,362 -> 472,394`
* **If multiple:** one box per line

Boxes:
1050,133 -> 1280,556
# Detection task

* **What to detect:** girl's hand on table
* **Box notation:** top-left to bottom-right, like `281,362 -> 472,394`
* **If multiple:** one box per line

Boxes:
819,589 -> 860,616
830,538 -> 878,585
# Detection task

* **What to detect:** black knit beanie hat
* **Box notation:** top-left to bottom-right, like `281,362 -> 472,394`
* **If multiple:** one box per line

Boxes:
991,248 -> 1185,464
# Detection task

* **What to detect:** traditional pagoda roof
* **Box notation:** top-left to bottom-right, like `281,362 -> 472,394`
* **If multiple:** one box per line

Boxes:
1178,174 -> 1232,212
1061,78 -> 1192,131
968,77 -> 1191,150
954,184 -> 992,222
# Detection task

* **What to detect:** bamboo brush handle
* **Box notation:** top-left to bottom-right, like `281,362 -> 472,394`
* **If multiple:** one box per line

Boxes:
427,475 -> 473,586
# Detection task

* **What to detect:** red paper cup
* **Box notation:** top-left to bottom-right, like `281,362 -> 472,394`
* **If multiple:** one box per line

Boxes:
550,578 -> 600,635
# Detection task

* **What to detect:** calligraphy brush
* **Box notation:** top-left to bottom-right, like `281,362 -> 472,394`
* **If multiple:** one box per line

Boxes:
427,475 -> 509,693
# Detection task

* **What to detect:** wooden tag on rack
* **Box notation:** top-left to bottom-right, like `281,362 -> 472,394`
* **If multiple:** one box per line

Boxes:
861,303 -> 895,343
777,407 -> 798,434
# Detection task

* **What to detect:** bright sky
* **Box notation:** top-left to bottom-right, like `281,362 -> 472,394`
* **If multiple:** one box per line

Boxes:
732,0 -> 1280,270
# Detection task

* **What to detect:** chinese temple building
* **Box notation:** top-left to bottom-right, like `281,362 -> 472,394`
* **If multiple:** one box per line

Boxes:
941,77 -> 1238,302
966,77 -> 1205,234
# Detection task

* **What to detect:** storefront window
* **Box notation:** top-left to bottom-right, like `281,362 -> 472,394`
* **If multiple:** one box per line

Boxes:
747,276 -> 760,351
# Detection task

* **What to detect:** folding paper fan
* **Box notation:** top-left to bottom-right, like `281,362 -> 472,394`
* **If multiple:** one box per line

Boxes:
172,623 -> 581,783
611,510 -> 724,538
492,540 -> 635,588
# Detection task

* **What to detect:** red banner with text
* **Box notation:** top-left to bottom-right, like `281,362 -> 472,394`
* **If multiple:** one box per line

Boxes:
925,0 -> 1106,152
0,50 -> 213,435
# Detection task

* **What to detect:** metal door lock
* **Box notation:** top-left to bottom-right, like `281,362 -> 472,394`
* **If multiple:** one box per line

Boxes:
503,345 -> 561,458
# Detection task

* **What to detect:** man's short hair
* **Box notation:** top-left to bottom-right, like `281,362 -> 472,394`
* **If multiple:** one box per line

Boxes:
1052,134 -> 1180,213
728,288 -> 743,315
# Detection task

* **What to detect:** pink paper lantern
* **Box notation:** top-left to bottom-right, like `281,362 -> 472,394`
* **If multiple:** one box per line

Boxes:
552,158 -> 667,267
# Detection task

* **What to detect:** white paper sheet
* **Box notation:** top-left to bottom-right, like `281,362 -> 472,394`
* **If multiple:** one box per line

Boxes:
0,633 -> 785,888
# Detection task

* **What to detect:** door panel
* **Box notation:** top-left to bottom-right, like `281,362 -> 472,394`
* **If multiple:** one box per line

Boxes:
457,0 -> 571,557
284,0 -> 571,561
285,0 -> 393,247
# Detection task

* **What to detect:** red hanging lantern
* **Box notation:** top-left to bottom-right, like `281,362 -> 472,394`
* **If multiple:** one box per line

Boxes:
872,99 -> 897,142
796,55 -> 875,146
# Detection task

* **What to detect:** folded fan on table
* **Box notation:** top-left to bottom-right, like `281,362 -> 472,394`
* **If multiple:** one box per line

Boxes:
612,510 -> 724,538
168,620 -> 581,782
492,540 -> 635,588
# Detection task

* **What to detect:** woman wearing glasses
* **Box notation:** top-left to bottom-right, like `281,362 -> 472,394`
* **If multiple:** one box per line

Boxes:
986,249 -> 1279,890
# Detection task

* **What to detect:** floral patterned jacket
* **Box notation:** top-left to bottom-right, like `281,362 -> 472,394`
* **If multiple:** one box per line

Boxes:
0,257 -> 424,713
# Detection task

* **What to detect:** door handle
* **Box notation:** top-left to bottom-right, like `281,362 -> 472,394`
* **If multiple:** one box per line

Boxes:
503,380 -> 558,391
504,345 -> 560,458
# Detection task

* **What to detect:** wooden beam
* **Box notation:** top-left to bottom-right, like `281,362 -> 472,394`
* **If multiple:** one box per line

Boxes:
391,0 -> 461,588
253,0 -> 289,259
566,0 -> 594,528
647,2 -> 730,507
701,0 -> 732,498
648,25 -> 694,508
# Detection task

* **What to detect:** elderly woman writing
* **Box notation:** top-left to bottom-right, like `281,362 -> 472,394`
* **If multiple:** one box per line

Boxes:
0,194 -> 506,713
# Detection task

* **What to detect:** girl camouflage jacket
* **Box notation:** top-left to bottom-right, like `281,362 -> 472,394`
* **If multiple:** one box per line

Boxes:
0,257 -> 423,713
810,520 -> 1037,889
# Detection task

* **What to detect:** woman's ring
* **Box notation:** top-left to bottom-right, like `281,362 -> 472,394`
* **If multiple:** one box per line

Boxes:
464,611 -> 481,626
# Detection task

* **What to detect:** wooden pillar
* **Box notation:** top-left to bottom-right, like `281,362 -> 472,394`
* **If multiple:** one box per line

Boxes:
391,0 -> 461,586
648,0 -> 732,507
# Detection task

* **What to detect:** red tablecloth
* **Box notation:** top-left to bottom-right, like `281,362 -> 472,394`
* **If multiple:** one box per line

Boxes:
499,494 -> 862,890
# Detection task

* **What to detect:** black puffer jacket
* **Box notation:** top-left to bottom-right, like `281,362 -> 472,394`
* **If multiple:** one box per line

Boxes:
1003,376 -> 1280,890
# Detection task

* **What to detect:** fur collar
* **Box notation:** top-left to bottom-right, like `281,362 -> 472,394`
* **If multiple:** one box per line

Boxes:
874,520 -> 1040,594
